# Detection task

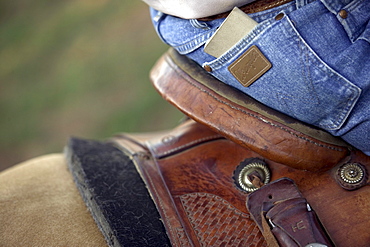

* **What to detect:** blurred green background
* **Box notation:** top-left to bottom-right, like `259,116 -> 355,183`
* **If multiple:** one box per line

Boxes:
0,0 -> 183,171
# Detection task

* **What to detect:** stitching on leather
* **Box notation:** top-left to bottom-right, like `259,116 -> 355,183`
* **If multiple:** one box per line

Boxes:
157,135 -> 225,157
147,174 -> 180,247
165,55 -> 345,152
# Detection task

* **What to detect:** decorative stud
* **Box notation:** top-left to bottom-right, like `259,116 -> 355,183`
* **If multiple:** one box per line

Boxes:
337,163 -> 367,190
234,158 -> 270,192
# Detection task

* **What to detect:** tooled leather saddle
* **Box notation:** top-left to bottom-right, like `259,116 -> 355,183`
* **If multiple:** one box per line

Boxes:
66,48 -> 370,247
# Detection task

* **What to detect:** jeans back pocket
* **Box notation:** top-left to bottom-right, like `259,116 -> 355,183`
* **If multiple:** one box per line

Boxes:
206,12 -> 361,131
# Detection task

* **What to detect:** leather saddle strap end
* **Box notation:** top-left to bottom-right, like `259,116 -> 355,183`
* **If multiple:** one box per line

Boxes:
247,178 -> 333,247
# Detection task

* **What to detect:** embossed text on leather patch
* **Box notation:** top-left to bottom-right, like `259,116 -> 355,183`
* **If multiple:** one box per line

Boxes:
228,45 -> 272,87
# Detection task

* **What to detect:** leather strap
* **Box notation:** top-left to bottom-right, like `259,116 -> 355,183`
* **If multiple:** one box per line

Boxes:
247,178 -> 333,247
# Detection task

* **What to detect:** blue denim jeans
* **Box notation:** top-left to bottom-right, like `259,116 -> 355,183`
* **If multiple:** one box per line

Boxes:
150,0 -> 370,155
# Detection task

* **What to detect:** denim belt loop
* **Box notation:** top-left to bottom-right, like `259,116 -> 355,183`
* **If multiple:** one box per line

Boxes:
150,8 -> 169,45
295,0 -> 313,9
320,0 -> 370,42
320,0 -> 348,13
190,19 -> 211,30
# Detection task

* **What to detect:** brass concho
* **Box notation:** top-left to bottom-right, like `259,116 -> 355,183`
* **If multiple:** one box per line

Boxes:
337,163 -> 368,190
234,158 -> 270,192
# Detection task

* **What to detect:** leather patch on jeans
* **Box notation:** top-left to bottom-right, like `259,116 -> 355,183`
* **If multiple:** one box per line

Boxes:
228,45 -> 271,87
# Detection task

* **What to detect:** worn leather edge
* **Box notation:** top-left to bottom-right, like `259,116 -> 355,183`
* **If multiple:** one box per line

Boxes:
150,48 -> 350,172
145,119 -> 225,159
111,135 -> 188,247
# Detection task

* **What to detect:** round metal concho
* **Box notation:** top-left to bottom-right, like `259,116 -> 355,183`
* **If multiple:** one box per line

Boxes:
337,163 -> 368,190
234,158 -> 271,192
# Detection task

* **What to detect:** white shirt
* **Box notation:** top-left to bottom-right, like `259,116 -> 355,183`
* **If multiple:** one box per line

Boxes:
142,0 -> 256,19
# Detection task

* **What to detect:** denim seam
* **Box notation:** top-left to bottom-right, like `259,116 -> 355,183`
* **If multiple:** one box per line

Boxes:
173,30 -> 215,54
166,56 -> 345,152
358,36 -> 370,43
346,0 -> 365,13
344,0 -> 367,42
